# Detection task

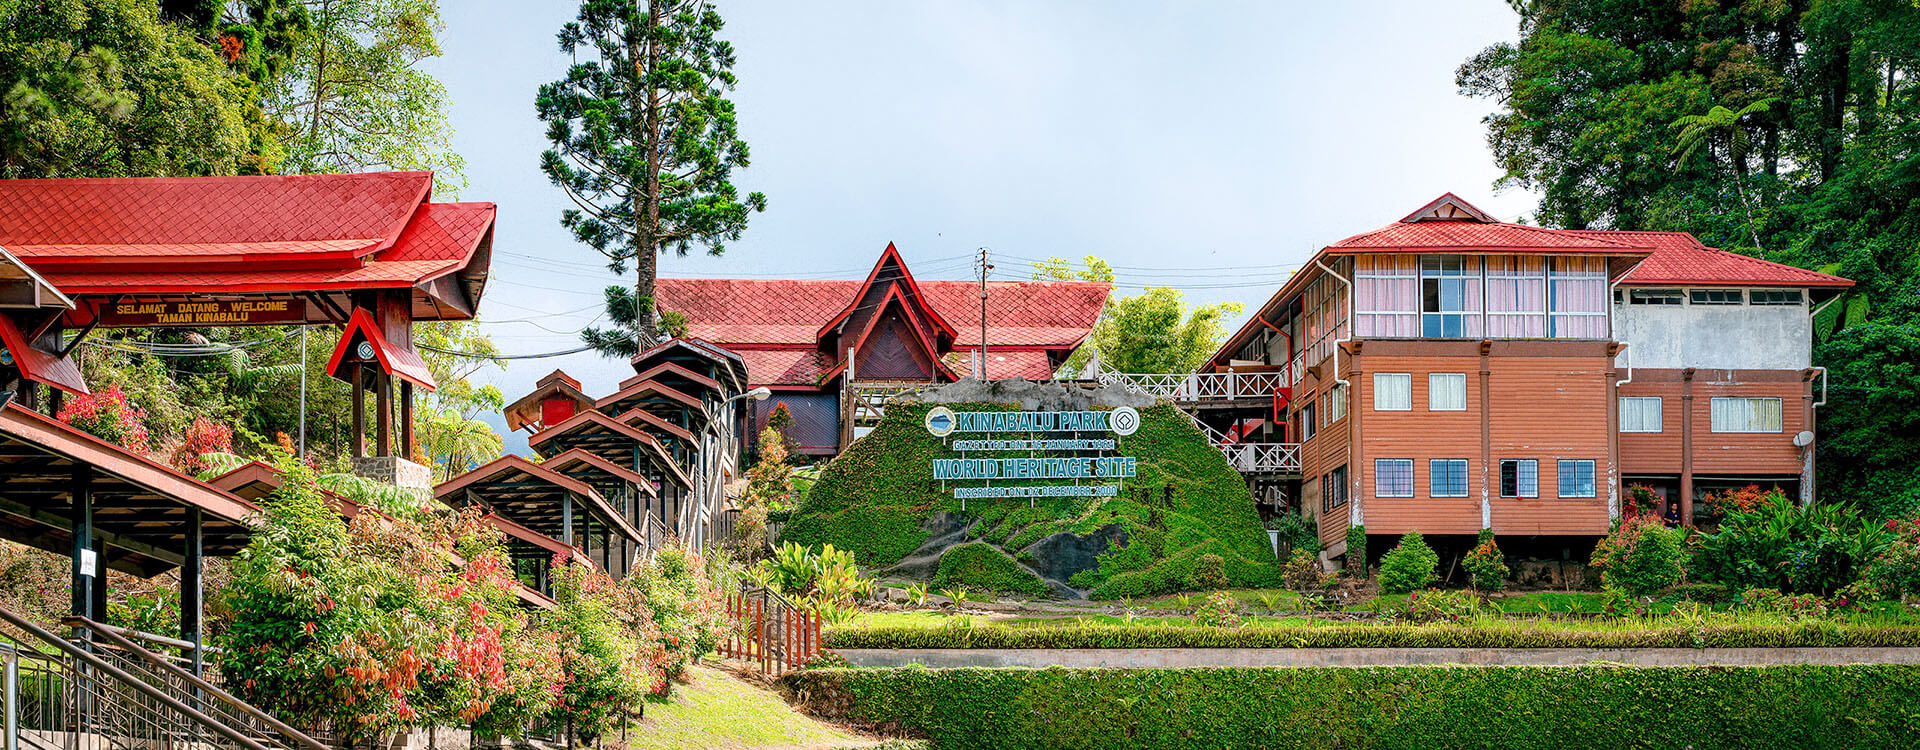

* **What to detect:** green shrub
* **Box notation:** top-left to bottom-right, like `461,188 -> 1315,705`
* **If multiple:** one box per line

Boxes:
1665,582 -> 1731,603
1692,490 -> 1891,596
1280,549 -> 1336,611
1401,589 -> 1484,624
1345,524 -> 1367,577
1856,519 -> 1920,601
1268,512 -> 1320,555
784,665 -> 1920,749
930,543 -> 1053,598
1464,529 -> 1508,593
1590,518 -> 1685,597
1191,591 -> 1242,628
1188,553 -> 1228,590
1377,532 -> 1438,594
821,622 -> 1920,650
1735,588 -> 1833,619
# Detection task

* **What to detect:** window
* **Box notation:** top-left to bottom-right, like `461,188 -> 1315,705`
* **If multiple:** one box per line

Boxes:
1300,401 -> 1317,441
1628,289 -> 1684,305
1500,459 -> 1538,498
1486,256 -> 1546,337
1375,459 -> 1414,498
1750,289 -> 1803,306
1557,459 -> 1596,498
1430,459 -> 1469,497
1323,465 -> 1348,513
1710,397 -> 1783,432
1374,373 -> 1411,411
1429,373 -> 1467,411
1326,384 -> 1348,423
1548,257 -> 1609,338
1620,396 -> 1663,433
1689,289 -> 1743,305
1420,256 -> 1474,337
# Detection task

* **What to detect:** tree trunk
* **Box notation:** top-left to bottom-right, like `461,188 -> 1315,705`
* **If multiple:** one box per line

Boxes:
634,0 -> 665,345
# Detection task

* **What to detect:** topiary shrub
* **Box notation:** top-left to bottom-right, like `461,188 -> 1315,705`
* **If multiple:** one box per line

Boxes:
1463,529 -> 1508,593
1189,553 -> 1229,590
931,542 -> 1053,598
1377,532 -> 1438,594
1590,518 -> 1686,597
1345,525 -> 1367,578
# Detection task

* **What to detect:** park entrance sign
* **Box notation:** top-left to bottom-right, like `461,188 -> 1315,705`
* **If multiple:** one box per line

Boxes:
924,406 -> 1140,500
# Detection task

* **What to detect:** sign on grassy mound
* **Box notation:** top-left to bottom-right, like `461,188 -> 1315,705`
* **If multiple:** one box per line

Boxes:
781,380 -> 1279,599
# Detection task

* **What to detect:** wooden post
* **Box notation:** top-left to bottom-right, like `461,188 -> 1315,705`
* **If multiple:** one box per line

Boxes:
561,492 -> 574,548
375,369 -> 393,457
350,365 -> 366,458
70,465 -> 94,639
181,507 -> 204,677
400,381 -> 414,459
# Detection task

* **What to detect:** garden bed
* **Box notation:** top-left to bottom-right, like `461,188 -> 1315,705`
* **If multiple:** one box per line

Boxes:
784,664 -> 1920,749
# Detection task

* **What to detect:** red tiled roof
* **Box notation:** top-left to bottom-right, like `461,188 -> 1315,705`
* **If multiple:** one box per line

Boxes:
732,348 -> 832,386
325,308 -> 436,390
1572,231 -> 1854,288
942,349 -> 1059,380
656,279 -> 1107,348
1330,220 -> 1650,253
0,172 -> 495,306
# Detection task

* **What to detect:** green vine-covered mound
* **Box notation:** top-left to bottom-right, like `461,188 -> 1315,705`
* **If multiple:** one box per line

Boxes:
781,400 -> 1279,598
930,542 -> 1054,598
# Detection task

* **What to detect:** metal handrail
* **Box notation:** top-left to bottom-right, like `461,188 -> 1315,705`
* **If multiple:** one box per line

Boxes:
0,605 -> 274,750
62,616 -> 328,750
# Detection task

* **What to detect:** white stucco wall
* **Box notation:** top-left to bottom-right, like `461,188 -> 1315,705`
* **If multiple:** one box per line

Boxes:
1613,291 -> 1812,370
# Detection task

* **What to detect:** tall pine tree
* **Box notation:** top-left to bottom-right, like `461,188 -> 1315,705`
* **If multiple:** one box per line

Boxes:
536,0 -> 765,356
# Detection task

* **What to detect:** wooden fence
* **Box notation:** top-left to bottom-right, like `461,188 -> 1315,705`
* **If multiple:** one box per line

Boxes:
720,587 -> 821,675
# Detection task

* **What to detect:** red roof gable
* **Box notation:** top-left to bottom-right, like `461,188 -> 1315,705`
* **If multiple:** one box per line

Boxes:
325,308 -> 437,390
0,313 -> 87,395
1572,231 -> 1854,288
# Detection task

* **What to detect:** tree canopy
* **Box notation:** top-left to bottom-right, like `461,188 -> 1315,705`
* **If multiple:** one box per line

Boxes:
537,0 -> 765,356
1461,0 -> 1920,515
1033,255 -> 1243,374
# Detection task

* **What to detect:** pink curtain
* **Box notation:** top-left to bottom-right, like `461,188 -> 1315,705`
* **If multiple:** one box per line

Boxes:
1485,255 -> 1546,338
1549,256 -> 1608,339
1355,255 -> 1417,337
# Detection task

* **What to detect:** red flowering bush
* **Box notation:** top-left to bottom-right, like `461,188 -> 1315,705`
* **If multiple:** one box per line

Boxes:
1590,517 -> 1686,596
624,540 -> 731,688
1463,529 -> 1508,593
219,461 -> 562,744
56,385 -> 150,454
1624,484 -> 1663,521
1856,518 -> 1920,601
545,561 -> 665,744
171,417 -> 235,475
1699,485 -> 1781,521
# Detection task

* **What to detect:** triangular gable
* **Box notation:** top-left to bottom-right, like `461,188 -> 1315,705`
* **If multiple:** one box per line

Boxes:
0,311 -> 87,395
820,284 -> 956,382
815,243 -> 959,342
325,307 -> 436,390
541,448 -> 659,498
0,246 -> 74,309
525,410 -> 693,490
595,378 -> 705,415
629,337 -> 747,392
617,407 -> 698,448
1400,193 -> 1497,223
503,369 -> 594,432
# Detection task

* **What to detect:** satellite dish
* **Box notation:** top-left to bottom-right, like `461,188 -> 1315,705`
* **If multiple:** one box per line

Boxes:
1792,431 -> 1815,447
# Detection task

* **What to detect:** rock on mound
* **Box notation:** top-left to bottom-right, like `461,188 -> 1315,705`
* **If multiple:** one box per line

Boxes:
780,380 -> 1279,599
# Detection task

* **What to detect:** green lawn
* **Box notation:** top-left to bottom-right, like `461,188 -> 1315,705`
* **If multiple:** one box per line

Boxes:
625,665 -> 870,749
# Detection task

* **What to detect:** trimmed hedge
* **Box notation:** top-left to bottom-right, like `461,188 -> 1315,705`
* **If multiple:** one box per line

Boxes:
785,665 -> 1920,749
931,543 -> 1054,598
823,622 -> 1920,649
783,401 -> 1279,597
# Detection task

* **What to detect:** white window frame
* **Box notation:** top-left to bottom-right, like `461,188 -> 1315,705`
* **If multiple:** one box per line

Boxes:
1375,458 -> 1414,498
1373,373 -> 1412,411
1627,289 -> 1684,306
1326,384 -> 1348,423
1710,397 -> 1784,433
1499,459 -> 1538,498
1556,459 -> 1596,499
1429,459 -> 1469,497
1300,400 -> 1317,441
1619,396 -> 1663,433
1689,289 -> 1744,305
1428,373 -> 1467,411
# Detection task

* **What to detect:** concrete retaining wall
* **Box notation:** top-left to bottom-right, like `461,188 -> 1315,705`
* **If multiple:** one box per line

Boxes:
837,647 -> 1920,668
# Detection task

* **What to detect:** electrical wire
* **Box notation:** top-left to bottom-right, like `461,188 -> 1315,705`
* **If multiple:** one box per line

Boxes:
417,342 -> 598,360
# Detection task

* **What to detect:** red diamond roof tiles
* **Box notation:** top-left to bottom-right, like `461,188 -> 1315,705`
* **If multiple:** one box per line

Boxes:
1571,230 -> 1853,288
1330,220 -> 1650,253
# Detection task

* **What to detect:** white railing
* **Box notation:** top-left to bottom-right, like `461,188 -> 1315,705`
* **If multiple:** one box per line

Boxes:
1218,442 -> 1302,473
1096,369 -> 1288,402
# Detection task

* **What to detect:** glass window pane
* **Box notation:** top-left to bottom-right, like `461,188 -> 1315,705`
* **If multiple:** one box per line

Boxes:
1375,459 -> 1413,498
1374,374 -> 1411,411
1557,459 -> 1595,498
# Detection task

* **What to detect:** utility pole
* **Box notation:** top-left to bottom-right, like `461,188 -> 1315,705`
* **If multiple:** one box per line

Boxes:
977,247 -> 993,380
298,327 -> 308,458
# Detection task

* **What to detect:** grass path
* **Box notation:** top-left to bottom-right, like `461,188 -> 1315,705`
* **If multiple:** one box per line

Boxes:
624,664 -> 885,750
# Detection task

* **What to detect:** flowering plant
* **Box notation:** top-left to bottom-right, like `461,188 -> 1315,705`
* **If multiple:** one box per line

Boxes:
56,386 -> 150,454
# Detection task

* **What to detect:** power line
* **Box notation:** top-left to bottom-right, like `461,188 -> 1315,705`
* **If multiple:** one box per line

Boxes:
416,342 -> 598,360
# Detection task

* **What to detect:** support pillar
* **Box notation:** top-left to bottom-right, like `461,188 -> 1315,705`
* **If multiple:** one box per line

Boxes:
350,365 -> 366,459
1680,368 -> 1696,527
181,508 -> 204,677
70,465 -> 95,639
375,369 -> 393,458
400,381 -> 414,460
561,492 -> 574,548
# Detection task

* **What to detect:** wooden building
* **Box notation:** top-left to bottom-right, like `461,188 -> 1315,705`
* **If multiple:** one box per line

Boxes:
1205,194 -> 1850,561
654,244 -> 1109,455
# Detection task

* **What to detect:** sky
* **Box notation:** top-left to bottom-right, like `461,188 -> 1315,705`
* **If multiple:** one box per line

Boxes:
424,0 -> 1539,454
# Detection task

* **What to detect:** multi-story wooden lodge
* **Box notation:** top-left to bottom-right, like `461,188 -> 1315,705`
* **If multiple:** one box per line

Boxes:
1202,194 -> 1851,561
